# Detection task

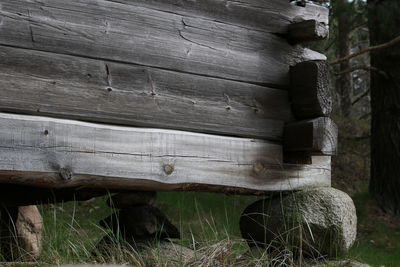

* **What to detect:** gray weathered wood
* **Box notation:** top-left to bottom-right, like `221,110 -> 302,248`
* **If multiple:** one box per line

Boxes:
0,113 -> 331,193
284,117 -> 338,156
290,60 -> 332,119
0,46 -> 292,140
288,20 -> 329,43
0,0 -> 325,87
108,0 -> 329,34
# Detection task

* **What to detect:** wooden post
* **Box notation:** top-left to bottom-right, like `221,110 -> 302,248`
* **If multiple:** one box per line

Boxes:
290,60 -> 332,119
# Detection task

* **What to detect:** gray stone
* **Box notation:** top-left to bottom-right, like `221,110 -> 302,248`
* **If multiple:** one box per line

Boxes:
240,187 -> 357,258
16,205 -> 43,260
0,205 -> 43,261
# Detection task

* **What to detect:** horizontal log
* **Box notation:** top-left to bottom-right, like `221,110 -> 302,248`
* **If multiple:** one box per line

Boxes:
288,20 -> 329,43
0,46 -> 292,140
290,60 -> 332,119
0,113 -> 331,193
283,117 -> 338,156
106,0 -> 329,33
0,0 -> 325,87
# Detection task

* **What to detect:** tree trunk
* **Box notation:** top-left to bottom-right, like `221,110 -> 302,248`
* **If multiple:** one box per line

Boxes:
368,0 -> 400,215
335,0 -> 353,117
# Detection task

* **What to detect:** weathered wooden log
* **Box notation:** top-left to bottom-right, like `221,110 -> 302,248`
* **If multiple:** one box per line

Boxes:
0,0 -> 326,87
290,60 -> 332,119
288,20 -> 329,43
284,117 -> 338,156
110,0 -> 329,33
0,46 -> 291,140
0,113 -> 331,193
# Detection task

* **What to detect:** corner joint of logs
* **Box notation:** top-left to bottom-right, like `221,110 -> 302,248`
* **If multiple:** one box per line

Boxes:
290,60 -> 332,120
283,117 -> 338,164
287,20 -> 329,44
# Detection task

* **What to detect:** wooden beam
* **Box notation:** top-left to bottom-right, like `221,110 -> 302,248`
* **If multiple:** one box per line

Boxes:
0,0 -> 325,87
288,20 -> 329,44
283,117 -> 338,156
0,46 -> 291,140
290,60 -> 332,119
0,113 -> 331,193
106,0 -> 329,33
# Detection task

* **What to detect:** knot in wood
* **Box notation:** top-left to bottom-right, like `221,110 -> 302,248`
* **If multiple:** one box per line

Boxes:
59,168 -> 73,180
163,164 -> 174,175
253,161 -> 265,175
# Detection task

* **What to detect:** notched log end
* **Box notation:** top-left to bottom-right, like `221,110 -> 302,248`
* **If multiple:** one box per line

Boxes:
290,60 -> 332,119
287,20 -> 329,44
315,117 -> 338,156
283,117 -> 338,157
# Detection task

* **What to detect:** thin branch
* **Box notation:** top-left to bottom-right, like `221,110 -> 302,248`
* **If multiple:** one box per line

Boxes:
335,65 -> 389,79
344,135 -> 371,141
335,65 -> 377,75
324,40 -> 336,52
352,89 -> 370,106
331,35 -> 400,65
348,23 -> 368,37
359,112 -> 371,120
351,40 -> 369,49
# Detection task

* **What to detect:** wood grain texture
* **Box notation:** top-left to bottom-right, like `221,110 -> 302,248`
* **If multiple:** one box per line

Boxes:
0,113 -> 331,193
288,20 -> 329,43
0,46 -> 291,140
290,60 -> 332,119
284,117 -> 338,156
0,0 -> 326,87
107,0 -> 329,33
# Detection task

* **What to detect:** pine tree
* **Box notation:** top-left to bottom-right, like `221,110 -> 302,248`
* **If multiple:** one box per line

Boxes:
368,0 -> 400,215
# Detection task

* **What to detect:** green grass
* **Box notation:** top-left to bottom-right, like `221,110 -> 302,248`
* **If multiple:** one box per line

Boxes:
32,192 -> 302,266
156,192 -> 259,242
38,199 -> 111,264
348,192 -> 400,267
33,192 -> 263,265
2,190 -> 399,266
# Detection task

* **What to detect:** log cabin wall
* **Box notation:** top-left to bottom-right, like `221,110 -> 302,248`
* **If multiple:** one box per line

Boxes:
0,0 -> 334,194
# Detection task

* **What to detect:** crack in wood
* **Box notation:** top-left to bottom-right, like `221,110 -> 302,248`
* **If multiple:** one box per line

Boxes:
104,63 -> 112,89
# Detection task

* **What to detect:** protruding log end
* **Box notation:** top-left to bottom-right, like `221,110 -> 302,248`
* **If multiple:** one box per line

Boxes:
288,20 -> 329,44
284,117 -> 338,156
290,60 -> 332,119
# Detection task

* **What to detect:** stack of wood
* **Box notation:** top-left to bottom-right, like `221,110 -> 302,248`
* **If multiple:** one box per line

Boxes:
0,0 -> 334,195
0,0 -> 337,260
